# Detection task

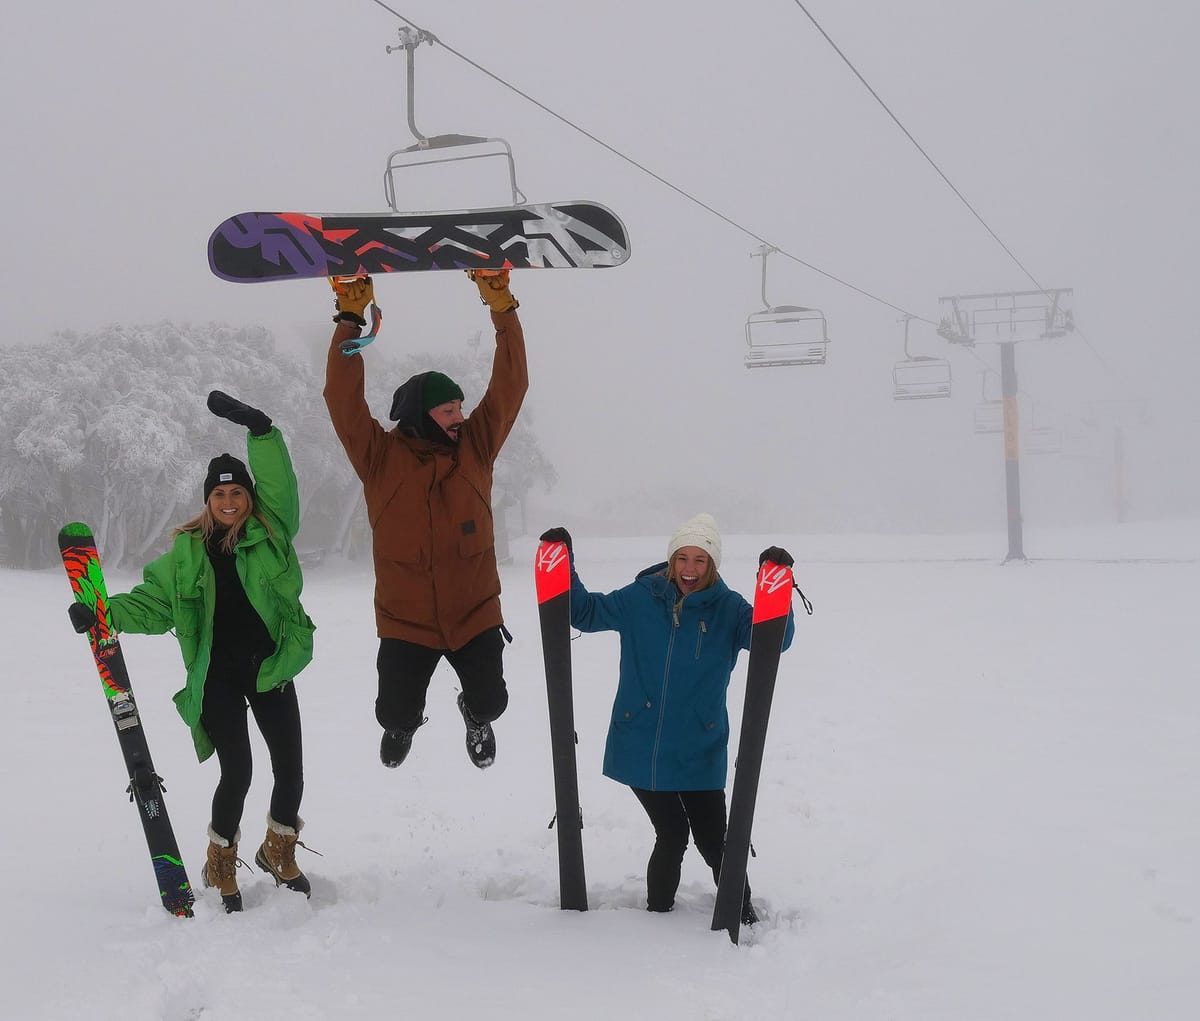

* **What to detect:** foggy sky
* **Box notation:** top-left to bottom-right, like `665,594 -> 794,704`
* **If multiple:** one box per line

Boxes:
4,1 -> 1197,537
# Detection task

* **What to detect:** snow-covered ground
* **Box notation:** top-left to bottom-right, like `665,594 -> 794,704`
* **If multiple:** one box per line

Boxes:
5,521 -> 1197,1020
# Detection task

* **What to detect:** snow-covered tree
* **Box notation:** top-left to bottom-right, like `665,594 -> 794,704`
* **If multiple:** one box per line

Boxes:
0,323 -> 556,569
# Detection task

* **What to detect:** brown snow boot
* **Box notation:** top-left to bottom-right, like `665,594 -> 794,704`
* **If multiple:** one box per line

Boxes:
203,827 -> 243,913
255,815 -> 312,898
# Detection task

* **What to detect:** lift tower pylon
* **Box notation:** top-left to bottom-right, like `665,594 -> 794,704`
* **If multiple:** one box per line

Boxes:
938,289 -> 1075,563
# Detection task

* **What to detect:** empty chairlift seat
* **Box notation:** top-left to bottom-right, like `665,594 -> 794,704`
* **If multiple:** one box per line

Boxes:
892,356 -> 951,400
744,306 -> 829,368
974,400 -> 1004,434
1024,425 -> 1063,455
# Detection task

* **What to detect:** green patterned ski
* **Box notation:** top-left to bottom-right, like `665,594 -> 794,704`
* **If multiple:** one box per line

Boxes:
60,523 -> 194,918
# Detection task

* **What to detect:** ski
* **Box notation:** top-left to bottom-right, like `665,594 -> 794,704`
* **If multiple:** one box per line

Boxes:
534,538 -> 588,911
59,523 -> 195,918
711,557 -> 794,944
208,201 -> 631,282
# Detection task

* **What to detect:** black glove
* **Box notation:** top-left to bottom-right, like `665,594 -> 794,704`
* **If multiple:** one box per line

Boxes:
539,527 -> 572,551
207,390 -> 272,436
68,602 -> 97,633
758,546 -> 794,569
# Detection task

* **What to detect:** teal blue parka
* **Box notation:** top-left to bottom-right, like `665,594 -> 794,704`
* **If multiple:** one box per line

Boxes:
570,562 -> 795,791
109,427 -> 315,762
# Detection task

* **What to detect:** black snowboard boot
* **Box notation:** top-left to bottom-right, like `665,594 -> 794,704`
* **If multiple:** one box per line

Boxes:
379,717 -> 426,768
457,692 -> 496,769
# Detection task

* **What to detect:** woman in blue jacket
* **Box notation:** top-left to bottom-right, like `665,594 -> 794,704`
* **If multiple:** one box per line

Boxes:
551,513 -> 795,925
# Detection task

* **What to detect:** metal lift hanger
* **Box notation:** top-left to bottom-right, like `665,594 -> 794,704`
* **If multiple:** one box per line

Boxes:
743,245 -> 829,368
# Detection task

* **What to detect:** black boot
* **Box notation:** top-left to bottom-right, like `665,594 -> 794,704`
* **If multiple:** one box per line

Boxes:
457,693 -> 496,769
380,717 -> 426,768
741,893 -> 759,926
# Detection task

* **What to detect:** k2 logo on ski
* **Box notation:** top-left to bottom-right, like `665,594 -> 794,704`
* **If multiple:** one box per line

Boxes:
758,565 -> 791,594
537,543 -> 569,574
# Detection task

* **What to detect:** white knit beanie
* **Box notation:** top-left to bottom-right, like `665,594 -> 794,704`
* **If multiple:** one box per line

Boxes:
666,512 -> 722,569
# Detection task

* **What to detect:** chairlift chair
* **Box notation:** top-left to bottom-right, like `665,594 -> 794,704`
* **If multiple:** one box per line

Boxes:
1023,425 -> 1063,455
974,401 -> 1004,434
1061,426 -> 1100,459
745,306 -> 829,368
974,371 -> 1003,433
892,315 -> 951,399
743,246 -> 829,368
383,27 -> 527,214
1022,404 -> 1062,454
894,358 -> 952,399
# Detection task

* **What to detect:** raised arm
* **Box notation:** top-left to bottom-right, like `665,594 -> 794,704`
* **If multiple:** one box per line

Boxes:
463,270 -> 529,462
206,391 -> 300,538
323,277 -> 389,481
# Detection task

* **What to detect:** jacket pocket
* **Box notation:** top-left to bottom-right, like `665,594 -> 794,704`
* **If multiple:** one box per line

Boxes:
375,527 -> 423,564
693,701 -> 729,743
458,526 -> 494,559
174,594 -> 203,639
267,609 -> 315,678
610,692 -> 657,729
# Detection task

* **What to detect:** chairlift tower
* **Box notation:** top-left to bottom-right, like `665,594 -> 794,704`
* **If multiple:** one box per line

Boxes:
938,288 -> 1075,562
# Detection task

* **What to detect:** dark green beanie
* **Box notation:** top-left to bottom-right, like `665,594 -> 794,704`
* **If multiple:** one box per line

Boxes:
422,371 -> 465,412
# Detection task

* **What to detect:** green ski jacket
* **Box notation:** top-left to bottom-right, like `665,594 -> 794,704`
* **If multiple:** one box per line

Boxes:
110,427 -> 315,761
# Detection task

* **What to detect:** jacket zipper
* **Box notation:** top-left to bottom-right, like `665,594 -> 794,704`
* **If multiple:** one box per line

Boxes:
651,609 -> 680,789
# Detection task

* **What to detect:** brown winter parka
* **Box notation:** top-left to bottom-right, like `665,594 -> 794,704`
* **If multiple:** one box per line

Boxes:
323,308 -> 528,650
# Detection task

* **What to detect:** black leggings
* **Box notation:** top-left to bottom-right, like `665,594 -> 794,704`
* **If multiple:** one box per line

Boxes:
631,787 -> 751,912
200,667 -> 303,844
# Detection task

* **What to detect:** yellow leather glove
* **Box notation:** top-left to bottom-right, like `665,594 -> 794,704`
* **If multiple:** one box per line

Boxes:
468,268 -> 519,313
329,275 -> 376,325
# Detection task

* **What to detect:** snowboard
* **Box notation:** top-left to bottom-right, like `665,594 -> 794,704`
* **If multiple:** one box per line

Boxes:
59,523 -> 195,918
208,201 -> 631,282
534,537 -> 588,911
711,557 -> 795,944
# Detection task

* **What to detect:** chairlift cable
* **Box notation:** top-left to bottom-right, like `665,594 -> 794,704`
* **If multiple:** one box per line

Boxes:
363,0 -> 932,324
787,0 -> 1109,370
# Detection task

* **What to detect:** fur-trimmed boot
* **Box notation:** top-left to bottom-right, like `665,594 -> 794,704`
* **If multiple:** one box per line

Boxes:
255,815 -> 312,898
203,827 -> 243,913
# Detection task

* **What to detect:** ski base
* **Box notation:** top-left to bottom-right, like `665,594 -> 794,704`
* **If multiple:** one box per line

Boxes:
60,522 -> 195,918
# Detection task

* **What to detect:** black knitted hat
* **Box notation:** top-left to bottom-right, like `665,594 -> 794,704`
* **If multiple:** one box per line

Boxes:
203,453 -> 254,502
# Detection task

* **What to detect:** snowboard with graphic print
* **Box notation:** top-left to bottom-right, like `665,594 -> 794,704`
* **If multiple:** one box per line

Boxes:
208,202 -> 630,282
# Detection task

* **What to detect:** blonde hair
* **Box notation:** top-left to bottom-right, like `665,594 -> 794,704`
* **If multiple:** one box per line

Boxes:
665,551 -> 718,593
174,498 -> 270,555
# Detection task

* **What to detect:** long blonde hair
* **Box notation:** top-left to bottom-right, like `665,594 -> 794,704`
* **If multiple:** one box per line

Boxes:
174,500 -> 271,555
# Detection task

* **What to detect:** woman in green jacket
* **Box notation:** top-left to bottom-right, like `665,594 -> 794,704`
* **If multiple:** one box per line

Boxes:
106,391 -> 315,912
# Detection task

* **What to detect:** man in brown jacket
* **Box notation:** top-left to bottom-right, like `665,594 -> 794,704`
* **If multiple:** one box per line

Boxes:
323,271 -> 528,770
